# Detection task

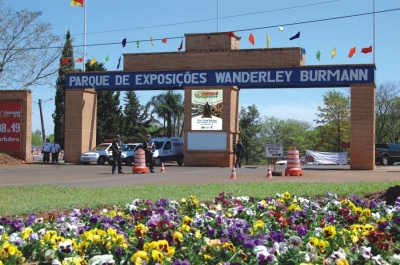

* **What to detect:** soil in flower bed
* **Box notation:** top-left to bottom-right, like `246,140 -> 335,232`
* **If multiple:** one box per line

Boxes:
0,153 -> 25,165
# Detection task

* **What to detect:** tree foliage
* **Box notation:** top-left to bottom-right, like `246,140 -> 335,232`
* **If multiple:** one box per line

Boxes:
239,105 -> 263,165
31,130 -> 43,146
375,81 -> 400,143
0,1 -> 61,90
314,90 -> 350,152
122,91 -> 153,143
53,31 -> 74,149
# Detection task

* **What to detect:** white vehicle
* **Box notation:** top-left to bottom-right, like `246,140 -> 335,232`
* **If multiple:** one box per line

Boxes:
152,137 -> 184,166
80,143 -> 112,165
109,143 -> 143,166
276,157 -> 288,166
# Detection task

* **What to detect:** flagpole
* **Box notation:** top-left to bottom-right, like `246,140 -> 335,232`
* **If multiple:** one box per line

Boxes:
216,0 -> 219,32
83,0 -> 87,71
373,0 -> 376,65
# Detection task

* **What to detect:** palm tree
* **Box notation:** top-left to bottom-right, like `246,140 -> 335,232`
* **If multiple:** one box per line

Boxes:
147,91 -> 184,136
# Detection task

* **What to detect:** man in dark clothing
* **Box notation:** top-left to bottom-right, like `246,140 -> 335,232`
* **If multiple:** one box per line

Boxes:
111,134 -> 124,174
235,140 -> 244,168
143,134 -> 155,173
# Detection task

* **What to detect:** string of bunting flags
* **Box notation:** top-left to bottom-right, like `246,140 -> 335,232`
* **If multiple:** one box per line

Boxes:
65,0 -> 373,69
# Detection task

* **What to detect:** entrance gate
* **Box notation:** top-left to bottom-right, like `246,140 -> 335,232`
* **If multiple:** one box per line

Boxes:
65,32 -> 376,170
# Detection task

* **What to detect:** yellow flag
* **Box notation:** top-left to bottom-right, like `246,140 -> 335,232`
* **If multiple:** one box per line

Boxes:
150,37 -> 154,46
90,57 -> 96,66
278,26 -> 284,31
331,47 -> 336,58
266,34 -> 270,48
70,0 -> 84,7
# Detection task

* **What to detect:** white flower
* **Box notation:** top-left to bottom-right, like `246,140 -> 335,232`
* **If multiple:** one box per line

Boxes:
299,251 -> 310,262
390,254 -> 400,263
371,254 -> 390,265
235,196 -> 250,202
254,245 -> 268,253
359,246 -> 371,260
89,255 -> 115,265
372,212 -> 381,220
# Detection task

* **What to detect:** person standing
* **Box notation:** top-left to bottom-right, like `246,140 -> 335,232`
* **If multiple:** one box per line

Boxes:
52,140 -> 61,164
111,134 -> 124,174
235,139 -> 244,168
143,134 -> 155,173
42,139 -> 51,163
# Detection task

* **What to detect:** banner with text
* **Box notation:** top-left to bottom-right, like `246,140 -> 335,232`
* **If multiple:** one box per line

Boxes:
306,150 -> 347,165
0,101 -> 21,151
191,90 -> 223,130
65,65 -> 375,90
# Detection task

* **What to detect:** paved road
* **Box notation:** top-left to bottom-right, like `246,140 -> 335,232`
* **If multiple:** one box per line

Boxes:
1,162 -> 399,187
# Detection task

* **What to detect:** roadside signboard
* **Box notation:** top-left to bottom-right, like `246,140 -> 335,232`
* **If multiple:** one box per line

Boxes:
0,101 -> 22,151
265,143 -> 283,158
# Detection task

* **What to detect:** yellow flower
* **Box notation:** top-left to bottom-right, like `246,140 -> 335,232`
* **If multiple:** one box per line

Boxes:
164,246 -> 175,258
337,257 -> 350,265
181,224 -> 191,233
183,216 -> 193,226
204,254 -> 212,259
253,220 -> 265,229
156,240 -> 169,253
388,213 -> 393,220
131,251 -> 149,263
21,227 -> 33,241
277,198 -> 285,204
134,224 -> 149,237
283,191 -> 291,199
309,237 -> 319,246
173,232 -> 183,246
288,203 -> 301,211
318,240 -> 329,253
181,198 -> 186,203
62,257 -> 87,265
152,250 -> 164,264
322,225 -> 336,239
195,229 -> 202,240
363,208 -> 371,217
222,242 -> 236,253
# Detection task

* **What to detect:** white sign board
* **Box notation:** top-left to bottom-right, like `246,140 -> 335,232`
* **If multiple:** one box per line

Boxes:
265,143 -> 284,158
305,150 -> 347,165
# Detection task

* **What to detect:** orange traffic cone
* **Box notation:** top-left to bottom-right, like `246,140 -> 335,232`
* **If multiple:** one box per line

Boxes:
230,167 -> 237,179
285,147 -> 303,176
266,165 -> 272,178
132,147 -> 148,174
160,162 -> 166,173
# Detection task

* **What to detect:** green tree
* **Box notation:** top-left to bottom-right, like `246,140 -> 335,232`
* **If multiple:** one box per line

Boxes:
122,91 -> 153,143
53,31 -> 74,150
31,130 -> 43,146
375,81 -> 400,143
147,91 -> 184,136
84,61 -> 123,144
314,90 -> 350,152
0,0 -> 61,90
239,105 -> 263,165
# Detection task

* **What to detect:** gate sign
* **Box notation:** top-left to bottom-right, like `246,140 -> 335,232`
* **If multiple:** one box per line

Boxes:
0,101 -> 21,151
265,143 -> 283,158
65,65 -> 375,90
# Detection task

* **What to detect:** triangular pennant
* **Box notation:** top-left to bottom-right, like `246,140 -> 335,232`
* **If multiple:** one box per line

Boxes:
266,34 -> 270,48
117,55 -> 121,69
105,55 -> 109,62
75,57 -> 83,62
249,33 -> 255,45
136,41 -> 140,48
70,0 -> 84,7
60,58 -> 68,65
289,31 -> 300,40
90,57 -> 96,66
316,50 -> 321,61
178,39 -> 183,51
278,26 -> 284,31
348,47 -> 356,58
122,38 -> 127,48
361,46 -> 373,53
150,37 -> 154,46
331,47 -> 337,58
162,38 -> 168,44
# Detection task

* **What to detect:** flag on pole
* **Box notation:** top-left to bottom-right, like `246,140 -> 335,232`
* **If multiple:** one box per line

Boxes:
278,26 -> 284,31
90,57 -> 96,66
60,58 -> 68,65
316,50 -> 321,61
301,48 -> 306,55
249,33 -> 255,45
361,45 -> 373,53
178,39 -> 183,51
105,55 -> 109,62
266,34 -> 270,48
117,55 -> 121,69
162,38 -> 168,43
122,38 -> 127,48
150,37 -> 154,46
75,57 -> 83,62
331,47 -> 336,58
136,41 -> 140,48
70,0 -> 84,7
348,47 -> 356,58
225,32 -> 235,38
289,31 -> 300,40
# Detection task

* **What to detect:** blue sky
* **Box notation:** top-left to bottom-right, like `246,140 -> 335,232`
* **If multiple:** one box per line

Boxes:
4,0 -> 400,135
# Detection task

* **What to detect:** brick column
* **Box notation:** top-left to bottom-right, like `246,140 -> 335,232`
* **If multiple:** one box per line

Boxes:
350,84 -> 376,170
64,89 -> 97,163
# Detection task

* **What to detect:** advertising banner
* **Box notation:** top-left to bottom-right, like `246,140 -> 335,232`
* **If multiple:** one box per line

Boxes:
191,90 -> 223,130
305,150 -> 347,165
0,101 -> 22,151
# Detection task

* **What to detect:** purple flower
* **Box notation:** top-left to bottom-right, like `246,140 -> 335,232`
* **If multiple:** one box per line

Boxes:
369,200 -> 379,209
296,224 -> 308,236
394,217 -> 400,226
268,231 -> 285,243
25,213 -> 37,226
114,247 -> 124,257
10,219 -> 24,232
172,260 -> 191,265
0,217 -> 10,226
378,221 -> 389,231
89,215 -> 99,224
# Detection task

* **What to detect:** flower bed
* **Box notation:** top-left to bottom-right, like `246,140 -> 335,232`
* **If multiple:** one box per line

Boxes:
1,191 -> 400,265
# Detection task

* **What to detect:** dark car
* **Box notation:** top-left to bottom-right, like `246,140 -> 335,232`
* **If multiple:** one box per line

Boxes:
375,143 -> 400,166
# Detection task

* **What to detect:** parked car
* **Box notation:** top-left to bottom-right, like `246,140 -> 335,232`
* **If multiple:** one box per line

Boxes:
108,143 -> 143,166
276,157 -> 288,165
375,143 -> 400,166
152,137 -> 184,166
80,143 -> 112,165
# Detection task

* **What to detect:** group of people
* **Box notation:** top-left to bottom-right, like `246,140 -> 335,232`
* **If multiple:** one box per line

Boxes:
42,139 -> 61,164
111,133 -> 156,174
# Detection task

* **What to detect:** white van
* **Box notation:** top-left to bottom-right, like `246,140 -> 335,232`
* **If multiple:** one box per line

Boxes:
152,137 -> 184,166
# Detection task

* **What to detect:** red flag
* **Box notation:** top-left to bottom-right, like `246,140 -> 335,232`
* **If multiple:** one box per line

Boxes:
249,33 -> 255,45
75,57 -> 83,62
361,45 -> 373,53
162,38 -> 168,44
225,32 -> 235,38
60,58 -> 68,65
70,0 -> 84,7
348,46 -> 356,58
178,39 -> 183,51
